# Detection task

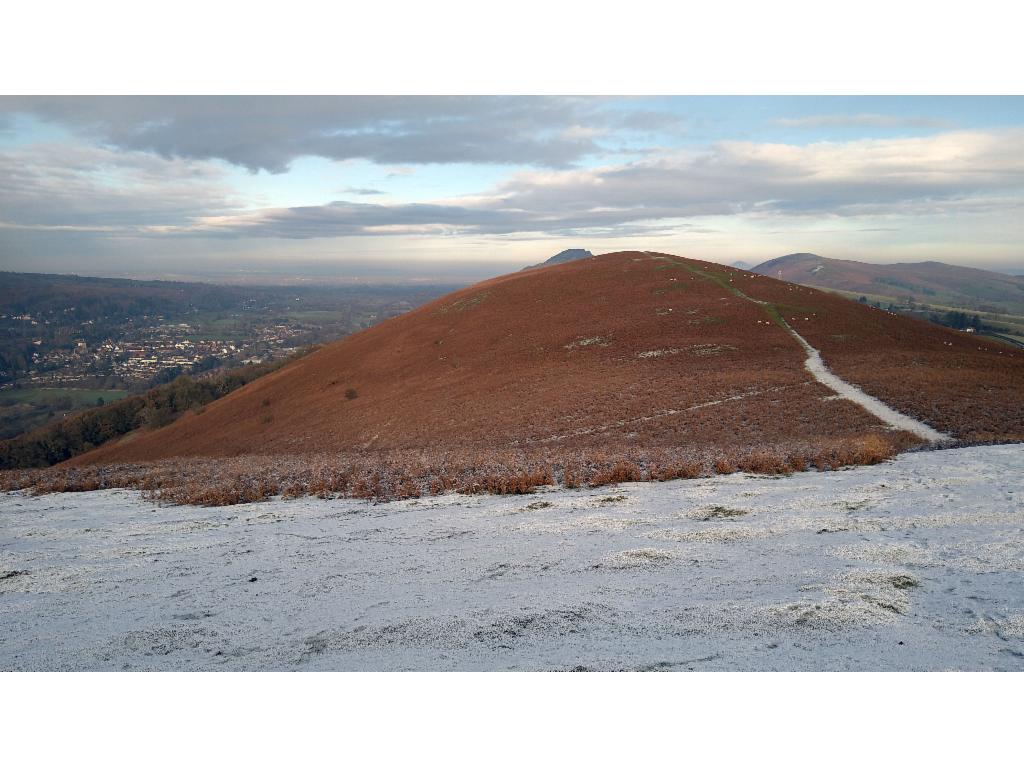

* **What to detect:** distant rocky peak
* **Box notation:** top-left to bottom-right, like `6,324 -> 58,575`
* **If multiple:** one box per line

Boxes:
523,248 -> 594,270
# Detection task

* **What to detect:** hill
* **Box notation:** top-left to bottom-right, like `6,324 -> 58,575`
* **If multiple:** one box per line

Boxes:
15,250 -> 1011,504
752,253 -> 1024,315
522,248 -> 593,270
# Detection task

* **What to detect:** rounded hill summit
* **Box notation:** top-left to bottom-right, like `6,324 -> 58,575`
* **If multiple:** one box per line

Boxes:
76,251 -> 1023,466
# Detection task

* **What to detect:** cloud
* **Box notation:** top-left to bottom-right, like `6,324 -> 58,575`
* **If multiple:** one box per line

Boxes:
340,187 -> 385,196
0,142 -> 242,229
157,129 -> 1024,239
480,129 -> 1024,218
179,200 -> 688,239
774,113 -> 953,129
0,96 -> 674,173
4,129 -> 1023,243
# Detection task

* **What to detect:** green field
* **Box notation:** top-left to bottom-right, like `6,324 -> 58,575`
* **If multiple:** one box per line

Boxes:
0,388 -> 132,441
822,287 -> 1024,345
276,310 -> 351,322
0,388 -> 130,407
187,309 -> 355,341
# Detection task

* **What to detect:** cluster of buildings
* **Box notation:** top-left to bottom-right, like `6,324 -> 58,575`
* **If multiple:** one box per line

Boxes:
2,288 -> 431,393
11,319 -> 307,389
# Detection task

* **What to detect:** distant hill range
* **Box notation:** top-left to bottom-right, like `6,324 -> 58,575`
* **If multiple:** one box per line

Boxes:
523,248 -> 594,270
752,253 -> 1024,315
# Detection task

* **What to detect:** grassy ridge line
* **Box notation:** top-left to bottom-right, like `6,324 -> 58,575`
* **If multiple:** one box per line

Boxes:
654,254 -> 792,331
0,349 -> 315,469
665,255 -> 843,334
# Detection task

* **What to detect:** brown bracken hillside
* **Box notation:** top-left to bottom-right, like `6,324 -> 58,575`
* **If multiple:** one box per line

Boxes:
72,251 -> 1021,470
753,252 -> 1024,315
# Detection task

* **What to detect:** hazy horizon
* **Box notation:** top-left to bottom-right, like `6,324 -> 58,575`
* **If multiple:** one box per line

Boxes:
4,251 -> 1024,288
2,95 -> 1023,282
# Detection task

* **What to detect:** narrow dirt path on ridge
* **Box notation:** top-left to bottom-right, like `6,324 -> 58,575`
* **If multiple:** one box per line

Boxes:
647,253 -> 952,444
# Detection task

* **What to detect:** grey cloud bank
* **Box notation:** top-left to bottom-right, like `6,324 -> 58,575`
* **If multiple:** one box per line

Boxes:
0,142 -> 241,228
1,96 -> 670,172
774,113 -> 954,129
156,129 -> 1024,239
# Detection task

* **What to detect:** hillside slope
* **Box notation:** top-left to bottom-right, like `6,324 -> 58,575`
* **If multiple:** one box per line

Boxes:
752,253 -> 1024,314
72,252 -> 1022,470
738,269 -> 1022,442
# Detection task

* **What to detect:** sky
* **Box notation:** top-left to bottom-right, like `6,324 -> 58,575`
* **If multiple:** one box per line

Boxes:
1,95 -> 1023,283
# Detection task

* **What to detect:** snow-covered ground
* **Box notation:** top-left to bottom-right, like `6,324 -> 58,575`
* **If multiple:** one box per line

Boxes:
2,445 -> 1022,671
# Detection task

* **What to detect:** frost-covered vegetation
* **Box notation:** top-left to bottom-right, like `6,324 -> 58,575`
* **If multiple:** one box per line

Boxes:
1,433 -> 912,506
2,444 -> 1021,671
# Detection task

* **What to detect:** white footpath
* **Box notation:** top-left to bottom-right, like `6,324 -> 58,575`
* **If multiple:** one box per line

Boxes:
2,444 -> 1022,671
787,327 -> 950,443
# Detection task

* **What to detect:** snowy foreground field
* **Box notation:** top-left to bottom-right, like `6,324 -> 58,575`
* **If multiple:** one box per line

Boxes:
2,444 -> 1022,671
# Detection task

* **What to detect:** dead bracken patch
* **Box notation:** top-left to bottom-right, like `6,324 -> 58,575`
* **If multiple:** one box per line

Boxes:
0,433 -> 919,507
436,290 -> 490,314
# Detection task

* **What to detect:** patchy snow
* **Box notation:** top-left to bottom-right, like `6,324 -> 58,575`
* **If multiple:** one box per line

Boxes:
1,444 -> 1022,671
637,348 -> 681,358
564,336 -> 610,350
689,343 -> 737,357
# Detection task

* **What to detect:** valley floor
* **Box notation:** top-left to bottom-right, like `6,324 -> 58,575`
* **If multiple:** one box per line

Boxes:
1,444 -> 1022,671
